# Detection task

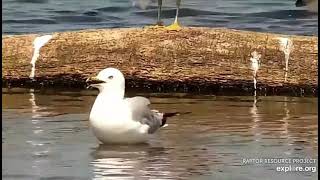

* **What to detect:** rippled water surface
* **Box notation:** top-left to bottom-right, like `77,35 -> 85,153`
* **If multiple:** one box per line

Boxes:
2,0 -> 318,35
2,88 -> 318,180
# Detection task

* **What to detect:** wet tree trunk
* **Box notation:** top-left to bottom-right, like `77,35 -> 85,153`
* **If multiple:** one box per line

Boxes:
2,27 -> 318,96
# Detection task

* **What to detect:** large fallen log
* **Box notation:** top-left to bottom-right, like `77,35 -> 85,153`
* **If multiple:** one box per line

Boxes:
2,27 -> 318,96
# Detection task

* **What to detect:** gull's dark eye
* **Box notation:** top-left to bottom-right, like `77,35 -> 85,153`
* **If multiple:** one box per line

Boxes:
108,75 -> 113,80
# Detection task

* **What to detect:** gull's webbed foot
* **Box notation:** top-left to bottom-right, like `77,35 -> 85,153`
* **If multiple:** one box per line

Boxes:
144,21 -> 165,29
165,21 -> 181,31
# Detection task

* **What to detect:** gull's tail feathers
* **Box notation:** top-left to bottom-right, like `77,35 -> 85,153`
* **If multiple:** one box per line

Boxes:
161,112 -> 191,127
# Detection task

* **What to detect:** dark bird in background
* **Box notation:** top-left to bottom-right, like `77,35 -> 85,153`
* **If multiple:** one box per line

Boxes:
295,0 -> 318,13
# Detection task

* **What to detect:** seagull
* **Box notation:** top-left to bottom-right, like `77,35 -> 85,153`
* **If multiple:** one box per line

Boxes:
86,68 -> 182,144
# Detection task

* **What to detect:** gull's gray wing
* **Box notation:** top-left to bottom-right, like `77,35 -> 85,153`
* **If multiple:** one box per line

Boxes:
125,96 -> 164,134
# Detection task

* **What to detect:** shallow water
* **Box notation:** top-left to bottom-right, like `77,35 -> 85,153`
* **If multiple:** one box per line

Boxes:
2,0 -> 318,35
2,88 -> 318,180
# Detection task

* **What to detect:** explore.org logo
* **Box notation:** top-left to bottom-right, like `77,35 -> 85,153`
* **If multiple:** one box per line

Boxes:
276,165 -> 317,173
241,157 -> 317,173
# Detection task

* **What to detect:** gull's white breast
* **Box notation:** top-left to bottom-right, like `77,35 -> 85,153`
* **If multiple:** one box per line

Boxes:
89,98 -> 149,144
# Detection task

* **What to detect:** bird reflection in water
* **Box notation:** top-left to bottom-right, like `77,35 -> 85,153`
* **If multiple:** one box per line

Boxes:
90,143 -> 212,179
90,144 -> 173,179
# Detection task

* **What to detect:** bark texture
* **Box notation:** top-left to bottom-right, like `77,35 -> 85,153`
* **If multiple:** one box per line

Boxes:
2,27 -> 318,96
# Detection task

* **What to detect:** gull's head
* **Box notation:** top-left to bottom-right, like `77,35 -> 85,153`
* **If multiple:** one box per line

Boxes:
86,68 -> 125,92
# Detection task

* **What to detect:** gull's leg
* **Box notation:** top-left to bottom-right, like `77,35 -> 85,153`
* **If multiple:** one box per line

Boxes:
157,0 -> 164,26
144,0 -> 164,29
166,0 -> 182,31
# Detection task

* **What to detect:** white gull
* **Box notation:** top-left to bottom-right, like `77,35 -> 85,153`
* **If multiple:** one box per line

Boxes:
86,67 -> 181,144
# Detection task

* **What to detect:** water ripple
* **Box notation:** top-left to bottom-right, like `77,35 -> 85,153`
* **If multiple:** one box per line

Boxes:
2,91 -> 318,180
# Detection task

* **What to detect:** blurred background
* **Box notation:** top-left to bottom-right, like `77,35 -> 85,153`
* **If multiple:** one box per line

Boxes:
2,0 -> 318,35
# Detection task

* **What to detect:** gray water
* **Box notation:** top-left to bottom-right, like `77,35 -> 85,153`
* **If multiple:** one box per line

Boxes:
2,0 -> 318,35
2,88 -> 318,180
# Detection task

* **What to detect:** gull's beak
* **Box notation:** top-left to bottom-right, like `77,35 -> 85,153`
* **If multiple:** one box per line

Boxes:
86,76 -> 105,88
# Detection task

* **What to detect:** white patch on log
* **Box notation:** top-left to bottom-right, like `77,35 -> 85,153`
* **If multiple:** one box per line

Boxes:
278,37 -> 293,82
29,35 -> 53,79
250,51 -> 261,90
